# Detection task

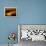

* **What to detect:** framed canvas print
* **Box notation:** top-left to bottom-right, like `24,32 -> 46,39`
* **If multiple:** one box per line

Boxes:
4,7 -> 16,16
18,24 -> 46,41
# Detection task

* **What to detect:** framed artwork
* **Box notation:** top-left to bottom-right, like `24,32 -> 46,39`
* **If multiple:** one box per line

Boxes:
18,24 -> 46,41
4,7 -> 16,16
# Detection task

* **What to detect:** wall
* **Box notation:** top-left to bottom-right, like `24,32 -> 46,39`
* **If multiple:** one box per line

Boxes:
0,0 -> 19,44
0,0 -> 46,44
19,0 -> 46,24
